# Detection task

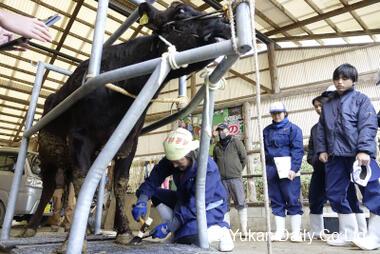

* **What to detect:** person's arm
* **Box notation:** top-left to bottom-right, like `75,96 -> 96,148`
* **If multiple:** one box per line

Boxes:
316,112 -> 327,155
135,158 -> 173,201
0,11 -> 51,43
357,96 -> 377,157
289,125 -> 304,173
306,128 -> 314,165
235,138 -> 247,170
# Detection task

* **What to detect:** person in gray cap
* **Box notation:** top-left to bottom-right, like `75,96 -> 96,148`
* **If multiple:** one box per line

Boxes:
213,123 -> 248,238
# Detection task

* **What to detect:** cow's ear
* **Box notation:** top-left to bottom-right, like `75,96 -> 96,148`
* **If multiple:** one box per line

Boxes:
138,3 -> 160,31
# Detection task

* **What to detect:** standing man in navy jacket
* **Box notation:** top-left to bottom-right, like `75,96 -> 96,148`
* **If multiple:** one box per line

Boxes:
263,102 -> 304,242
131,128 -> 234,251
317,63 -> 380,250
307,94 -> 366,239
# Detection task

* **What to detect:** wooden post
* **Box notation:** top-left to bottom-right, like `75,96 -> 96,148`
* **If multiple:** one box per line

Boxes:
190,73 -> 197,99
268,42 -> 280,94
243,102 -> 257,202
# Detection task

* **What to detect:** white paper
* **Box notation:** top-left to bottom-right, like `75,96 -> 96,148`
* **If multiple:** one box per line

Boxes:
274,156 -> 292,179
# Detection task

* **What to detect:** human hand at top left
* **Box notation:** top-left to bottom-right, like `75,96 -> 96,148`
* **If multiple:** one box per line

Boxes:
0,11 -> 52,43
0,27 -> 28,51
0,27 -> 13,45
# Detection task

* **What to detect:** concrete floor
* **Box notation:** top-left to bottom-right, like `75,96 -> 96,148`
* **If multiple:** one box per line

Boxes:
232,238 -> 372,254
0,226 -> 375,254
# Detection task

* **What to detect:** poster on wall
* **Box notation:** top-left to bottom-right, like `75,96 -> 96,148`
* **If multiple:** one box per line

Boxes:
176,105 -> 244,155
212,106 -> 244,140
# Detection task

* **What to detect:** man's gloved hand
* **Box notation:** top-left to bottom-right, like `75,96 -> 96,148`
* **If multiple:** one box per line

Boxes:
150,223 -> 170,239
131,201 -> 147,222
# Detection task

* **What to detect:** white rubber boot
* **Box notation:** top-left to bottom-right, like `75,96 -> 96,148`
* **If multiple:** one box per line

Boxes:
327,213 -> 358,246
352,213 -> 380,250
156,203 -> 173,223
224,212 -> 231,225
238,208 -> 248,238
289,215 -> 303,242
208,225 -> 234,252
271,216 -> 286,241
309,214 -> 324,239
356,213 -> 367,236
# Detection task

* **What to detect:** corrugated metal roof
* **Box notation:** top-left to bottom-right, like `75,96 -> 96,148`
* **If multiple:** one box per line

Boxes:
1,0 -> 380,145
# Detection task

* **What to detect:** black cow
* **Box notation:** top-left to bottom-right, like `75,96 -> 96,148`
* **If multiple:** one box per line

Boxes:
20,1 -> 230,244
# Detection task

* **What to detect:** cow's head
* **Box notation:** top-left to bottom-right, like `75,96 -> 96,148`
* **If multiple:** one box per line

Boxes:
138,2 -> 231,51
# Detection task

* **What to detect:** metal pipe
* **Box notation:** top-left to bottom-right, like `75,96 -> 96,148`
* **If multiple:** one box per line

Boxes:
24,39 -> 235,138
43,63 -> 73,76
208,54 -> 239,84
87,0 -> 109,77
196,87 -> 215,249
141,54 -> 239,134
67,60 -> 171,253
129,0 -> 153,5
1,62 -> 46,240
236,2 -> 253,54
178,75 -> 187,97
103,9 -> 140,47
94,170 -> 107,235
105,0 -> 157,47
141,86 -> 205,134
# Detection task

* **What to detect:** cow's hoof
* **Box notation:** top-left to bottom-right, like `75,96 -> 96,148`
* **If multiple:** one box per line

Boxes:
115,232 -> 134,245
16,228 -> 37,238
55,239 -> 87,254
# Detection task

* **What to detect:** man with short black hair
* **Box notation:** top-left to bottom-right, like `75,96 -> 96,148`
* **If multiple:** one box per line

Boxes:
213,123 -> 248,238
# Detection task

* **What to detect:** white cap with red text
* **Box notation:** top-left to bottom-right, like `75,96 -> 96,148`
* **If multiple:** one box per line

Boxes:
163,128 -> 199,161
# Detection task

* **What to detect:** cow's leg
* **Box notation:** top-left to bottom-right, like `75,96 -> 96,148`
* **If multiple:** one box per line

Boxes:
19,163 -> 57,237
57,130 -> 96,254
114,142 -> 138,245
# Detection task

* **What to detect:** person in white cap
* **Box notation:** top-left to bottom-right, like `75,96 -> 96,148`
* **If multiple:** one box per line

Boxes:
263,101 -> 304,242
132,128 -> 234,251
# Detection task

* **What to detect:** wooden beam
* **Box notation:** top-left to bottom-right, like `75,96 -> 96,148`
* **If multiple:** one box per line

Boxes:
265,0 -> 379,36
130,25 -> 143,40
255,8 -> 295,45
0,103 -> 43,114
228,68 -> 272,93
267,42 -> 280,94
0,119 -> 22,126
0,126 -> 19,132
266,0 -> 313,46
0,41 -> 81,68
339,0 -> 376,42
0,138 -> 13,146
0,132 -> 20,138
272,29 -> 380,42
0,94 -> 44,109
0,79 -> 50,99
304,0 -> 351,45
